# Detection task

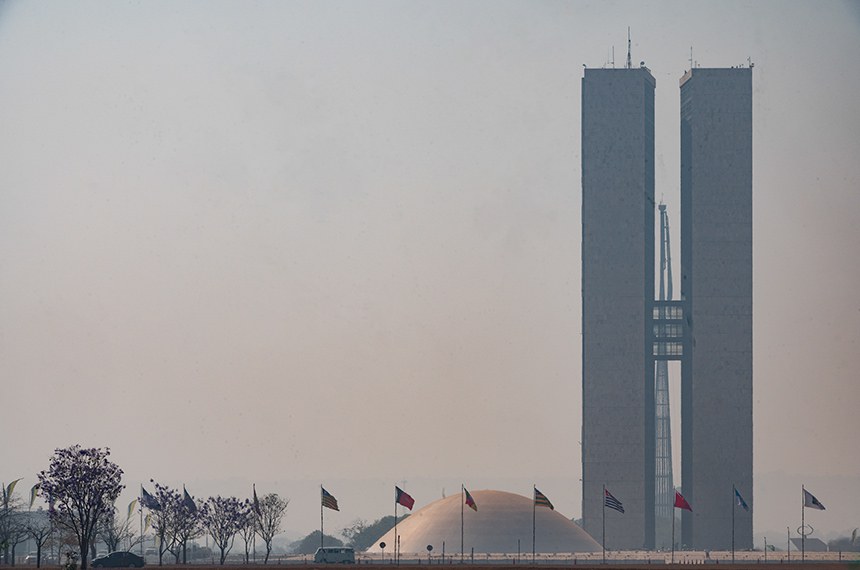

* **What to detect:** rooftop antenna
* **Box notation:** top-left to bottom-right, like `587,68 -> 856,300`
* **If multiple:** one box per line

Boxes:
626,27 -> 632,69
689,47 -> 693,71
612,45 -> 615,68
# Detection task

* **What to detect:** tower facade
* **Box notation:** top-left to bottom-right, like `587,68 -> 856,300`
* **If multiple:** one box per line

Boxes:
581,65 -> 752,551
581,67 -> 656,550
679,67 -> 753,550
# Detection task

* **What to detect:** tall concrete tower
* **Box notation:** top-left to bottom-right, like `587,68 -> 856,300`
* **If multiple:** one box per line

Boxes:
581,65 -> 752,551
581,67 -> 656,550
679,67 -> 753,550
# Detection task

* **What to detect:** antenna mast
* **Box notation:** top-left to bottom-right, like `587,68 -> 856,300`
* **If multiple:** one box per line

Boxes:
626,27 -> 632,69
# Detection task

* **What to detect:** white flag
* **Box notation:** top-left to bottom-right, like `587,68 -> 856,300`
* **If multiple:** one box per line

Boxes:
803,489 -> 825,510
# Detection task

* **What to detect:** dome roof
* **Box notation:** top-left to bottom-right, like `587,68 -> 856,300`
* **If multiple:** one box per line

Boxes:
367,490 -> 600,554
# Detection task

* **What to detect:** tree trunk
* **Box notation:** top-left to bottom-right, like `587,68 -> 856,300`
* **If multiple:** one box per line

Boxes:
80,537 -> 90,570
264,544 -> 272,564
36,543 -> 42,568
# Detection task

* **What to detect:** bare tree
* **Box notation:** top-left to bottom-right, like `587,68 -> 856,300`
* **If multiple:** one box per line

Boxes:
238,516 -> 255,564
253,493 -> 289,564
38,446 -> 124,570
97,506 -> 140,553
1,479 -> 24,565
24,509 -> 54,568
2,511 -> 29,566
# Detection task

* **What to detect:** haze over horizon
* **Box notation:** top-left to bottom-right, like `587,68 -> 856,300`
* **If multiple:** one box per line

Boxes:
1,1 -> 858,543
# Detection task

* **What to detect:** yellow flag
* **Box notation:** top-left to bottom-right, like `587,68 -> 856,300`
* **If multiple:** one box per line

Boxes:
29,483 -> 40,508
127,499 -> 138,520
4,478 -> 23,504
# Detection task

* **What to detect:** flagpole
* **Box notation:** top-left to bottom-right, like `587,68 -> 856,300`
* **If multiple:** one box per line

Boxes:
394,489 -> 398,566
671,503 -> 675,565
787,526 -> 790,562
801,484 -> 805,562
602,484 -> 606,565
140,485 -> 144,558
320,485 -> 324,551
460,484 -> 464,563
532,485 -> 536,563
732,485 -> 735,563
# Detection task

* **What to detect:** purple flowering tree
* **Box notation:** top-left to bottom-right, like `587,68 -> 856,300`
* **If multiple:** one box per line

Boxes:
38,446 -> 124,570
200,496 -> 251,565
147,481 -> 202,566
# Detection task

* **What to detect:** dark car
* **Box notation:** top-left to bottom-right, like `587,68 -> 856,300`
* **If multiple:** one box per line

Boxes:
92,552 -> 145,568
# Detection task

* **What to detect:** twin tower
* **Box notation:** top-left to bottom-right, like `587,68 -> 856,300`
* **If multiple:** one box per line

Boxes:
581,66 -> 752,551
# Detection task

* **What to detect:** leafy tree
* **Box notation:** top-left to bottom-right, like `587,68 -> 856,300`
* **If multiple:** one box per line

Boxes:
291,531 -> 342,555
200,496 -> 251,565
38,446 -> 124,570
828,531 -> 860,553
342,515 -> 406,552
253,493 -> 289,564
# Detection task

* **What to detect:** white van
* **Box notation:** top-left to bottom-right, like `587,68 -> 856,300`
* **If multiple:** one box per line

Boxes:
313,547 -> 355,564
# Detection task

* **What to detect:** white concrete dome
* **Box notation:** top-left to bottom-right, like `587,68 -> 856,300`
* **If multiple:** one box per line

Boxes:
367,490 -> 600,554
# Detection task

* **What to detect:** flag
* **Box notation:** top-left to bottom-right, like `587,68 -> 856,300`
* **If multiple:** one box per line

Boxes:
395,487 -> 415,510
4,478 -> 22,503
144,514 -> 152,534
802,489 -> 825,510
321,487 -> 339,511
604,488 -> 624,514
464,488 -> 477,512
253,484 -> 261,516
127,499 -> 138,520
534,488 -> 554,510
182,486 -> 197,513
733,486 -> 749,512
851,528 -> 858,545
141,486 -> 161,510
674,490 -> 692,511
766,544 -> 776,552
29,483 -> 40,509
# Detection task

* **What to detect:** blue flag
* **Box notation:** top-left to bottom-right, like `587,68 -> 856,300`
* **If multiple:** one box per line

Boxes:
141,486 -> 161,510
182,486 -> 198,513
733,486 -> 749,512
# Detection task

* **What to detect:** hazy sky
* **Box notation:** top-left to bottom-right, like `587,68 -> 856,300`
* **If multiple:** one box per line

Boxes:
2,0 -> 859,543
